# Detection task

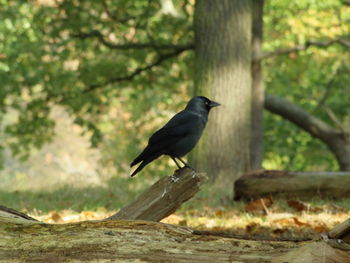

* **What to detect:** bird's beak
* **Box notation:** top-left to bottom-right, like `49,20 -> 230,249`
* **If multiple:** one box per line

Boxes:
209,100 -> 221,108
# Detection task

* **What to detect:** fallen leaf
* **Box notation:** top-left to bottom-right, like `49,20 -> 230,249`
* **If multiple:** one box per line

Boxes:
245,197 -> 273,213
287,200 -> 308,212
272,218 -> 292,227
215,209 -> 224,217
292,217 -> 308,227
83,211 -> 95,218
49,211 -> 62,222
312,222 -> 329,233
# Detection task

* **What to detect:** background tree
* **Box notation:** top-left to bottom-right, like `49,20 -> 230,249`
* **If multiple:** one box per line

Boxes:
0,1 -> 195,176
261,0 -> 350,171
191,0 -> 252,188
250,0 -> 265,170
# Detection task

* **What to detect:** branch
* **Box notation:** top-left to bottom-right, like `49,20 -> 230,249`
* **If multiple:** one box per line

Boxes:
84,46 -> 191,93
323,105 -> 347,134
343,0 -> 350,6
72,30 -> 194,51
256,38 -> 350,61
0,205 -> 38,222
264,93 -> 338,143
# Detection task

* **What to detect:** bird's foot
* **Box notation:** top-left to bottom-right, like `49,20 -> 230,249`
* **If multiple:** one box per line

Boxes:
170,174 -> 179,183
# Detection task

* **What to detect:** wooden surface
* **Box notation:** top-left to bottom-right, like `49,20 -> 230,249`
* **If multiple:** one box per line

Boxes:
234,170 -> 350,200
1,212 -> 349,263
0,213 -> 303,263
107,168 -> 208,221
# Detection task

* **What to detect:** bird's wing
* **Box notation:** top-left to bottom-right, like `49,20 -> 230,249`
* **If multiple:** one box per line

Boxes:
131,111 -> 200,167
148,110 -> 198,144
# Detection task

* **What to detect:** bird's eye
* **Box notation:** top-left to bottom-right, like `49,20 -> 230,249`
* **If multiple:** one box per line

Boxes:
205,101 -> 209,105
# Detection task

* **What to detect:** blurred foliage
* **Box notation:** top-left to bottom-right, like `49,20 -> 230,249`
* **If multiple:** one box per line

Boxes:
0,0 -> 193,177
0,0 -> 349,179
263,0 -> 350,171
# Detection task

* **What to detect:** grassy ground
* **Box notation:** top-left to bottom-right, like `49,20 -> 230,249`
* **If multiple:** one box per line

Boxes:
1,177 -> 349,239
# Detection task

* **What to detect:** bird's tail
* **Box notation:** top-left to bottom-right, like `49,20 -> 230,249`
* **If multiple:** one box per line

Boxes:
130,147 -> 150,167
130,153 -> 161,177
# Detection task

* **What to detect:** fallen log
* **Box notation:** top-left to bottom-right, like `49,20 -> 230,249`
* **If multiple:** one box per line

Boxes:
1,169 -> 350,262
1,210 -> 350,263
234,170 -> 350,200
0,214 -> 300,263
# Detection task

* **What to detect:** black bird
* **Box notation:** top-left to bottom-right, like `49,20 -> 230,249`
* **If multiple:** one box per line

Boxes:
130,96 -> 220,177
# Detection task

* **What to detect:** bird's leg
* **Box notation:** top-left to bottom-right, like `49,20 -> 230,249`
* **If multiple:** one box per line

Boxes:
171,157 -> 182,169
170,157 -> 182,182
177,157 -> 196,171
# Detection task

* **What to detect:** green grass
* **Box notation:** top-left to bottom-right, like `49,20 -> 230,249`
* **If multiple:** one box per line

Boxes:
0,176 -> 160,214
1,173 -> 349,217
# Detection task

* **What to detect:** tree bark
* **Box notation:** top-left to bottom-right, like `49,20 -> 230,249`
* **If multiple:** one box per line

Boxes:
250,0 -> 265,170
265,93 -> 350,171
192,0 -> 253,191
234,170 -> 350,200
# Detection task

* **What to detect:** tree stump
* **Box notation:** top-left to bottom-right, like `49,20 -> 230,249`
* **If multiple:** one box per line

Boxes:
108,168 -> 207,221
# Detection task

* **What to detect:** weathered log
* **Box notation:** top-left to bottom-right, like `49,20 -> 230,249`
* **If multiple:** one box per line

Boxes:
1,212 -> 350,263
234,170 -> 350,200
108,168 -> 208,221
0,212 -> 302,263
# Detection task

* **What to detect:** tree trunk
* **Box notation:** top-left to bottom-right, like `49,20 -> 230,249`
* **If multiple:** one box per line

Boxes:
234,170 -> 350,200
265,93 -> 350,171
250,0 -> 265,170
192,0 -> 253,191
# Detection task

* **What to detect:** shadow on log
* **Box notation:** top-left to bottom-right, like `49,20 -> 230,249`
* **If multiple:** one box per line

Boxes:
234,170 -> 350,200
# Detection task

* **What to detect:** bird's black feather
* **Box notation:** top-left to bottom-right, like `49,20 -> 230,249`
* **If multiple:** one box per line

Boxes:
130,96 -> 220,176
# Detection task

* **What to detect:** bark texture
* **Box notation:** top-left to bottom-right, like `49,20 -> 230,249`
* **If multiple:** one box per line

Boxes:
234,170 -> 350,200
0,212 -> 307,263
1,213 -> 349,263
108,168 -> 207,221
192,0 -> 253,189
265,93 -> 350,171
250,0 -> 265,170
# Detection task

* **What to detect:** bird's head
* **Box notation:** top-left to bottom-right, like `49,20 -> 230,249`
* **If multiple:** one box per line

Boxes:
185,96 -> 220,113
